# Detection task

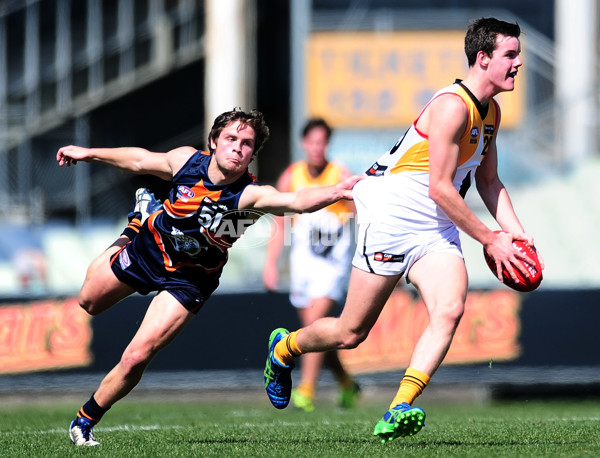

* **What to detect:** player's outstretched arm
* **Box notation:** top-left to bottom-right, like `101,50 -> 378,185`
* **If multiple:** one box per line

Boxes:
56,145 -> 195,181
240,174 -> 364,216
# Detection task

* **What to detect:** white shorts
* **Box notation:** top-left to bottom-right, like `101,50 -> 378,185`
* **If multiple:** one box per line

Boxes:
288,223 -> 353,308
352,223 -> 463,277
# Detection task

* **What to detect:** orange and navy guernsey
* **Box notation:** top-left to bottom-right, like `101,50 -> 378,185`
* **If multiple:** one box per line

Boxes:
110,150 -> 258,313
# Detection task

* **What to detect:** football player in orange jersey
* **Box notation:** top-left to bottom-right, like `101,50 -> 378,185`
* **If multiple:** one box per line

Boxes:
57,108 -> 363,446
264,18 -> 544,442
263,118 -> 360,412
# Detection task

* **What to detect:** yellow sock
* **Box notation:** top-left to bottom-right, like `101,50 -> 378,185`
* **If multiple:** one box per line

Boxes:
390,368 -> 430,408
296,383 -> 315,400
274,330 -> 303,366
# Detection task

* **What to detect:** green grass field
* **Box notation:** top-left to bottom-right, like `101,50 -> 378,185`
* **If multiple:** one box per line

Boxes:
1,393 -> 600,457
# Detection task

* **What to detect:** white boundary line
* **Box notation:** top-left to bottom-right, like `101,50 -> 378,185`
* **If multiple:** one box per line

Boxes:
3,416 -> 600,437
0,424 -> 184,436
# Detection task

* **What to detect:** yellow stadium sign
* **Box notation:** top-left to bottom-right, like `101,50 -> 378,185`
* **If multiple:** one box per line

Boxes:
307,31 -> 525,128
0,298 -> 92,374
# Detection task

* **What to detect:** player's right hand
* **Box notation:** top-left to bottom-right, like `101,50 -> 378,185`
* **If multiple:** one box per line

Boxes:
336,174 -> 366,200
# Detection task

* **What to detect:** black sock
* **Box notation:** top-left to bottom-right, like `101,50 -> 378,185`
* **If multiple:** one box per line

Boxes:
127,210 -> 143,223
120,216 -> 142,240
78,394 -> 109,423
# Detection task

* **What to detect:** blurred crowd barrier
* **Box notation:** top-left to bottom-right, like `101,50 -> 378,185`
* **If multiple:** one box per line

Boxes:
1,288 -> 600,377
1,157 -> 599,298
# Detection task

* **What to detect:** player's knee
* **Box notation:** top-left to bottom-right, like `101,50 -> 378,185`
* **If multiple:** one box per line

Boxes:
432,300 -> 465,330
77,295 -> 100,316
446,299 -> 465,322
338,328 -> 369,349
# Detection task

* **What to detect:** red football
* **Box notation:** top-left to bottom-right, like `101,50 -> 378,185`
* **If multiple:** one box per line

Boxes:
483,232 -> 543,292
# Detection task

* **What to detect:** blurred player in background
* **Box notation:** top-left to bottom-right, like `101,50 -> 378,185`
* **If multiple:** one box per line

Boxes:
264,17 -> 544,442
56,108 -> 363,446
263,118 -> 359,412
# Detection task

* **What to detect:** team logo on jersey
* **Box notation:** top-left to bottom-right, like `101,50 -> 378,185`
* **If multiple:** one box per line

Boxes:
177,185 -> 195,200
469,126 -> 480,144
374,252 -> 405,262
366,162 -> 388,176
484,124 -> 495,135
167,226 -> 205,256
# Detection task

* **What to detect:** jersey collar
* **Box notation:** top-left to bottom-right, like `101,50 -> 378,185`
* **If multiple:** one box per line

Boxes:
454,79 -> 489,119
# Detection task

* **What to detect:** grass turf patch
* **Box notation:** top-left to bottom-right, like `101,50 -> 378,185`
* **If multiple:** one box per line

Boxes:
1,396 -> 600,456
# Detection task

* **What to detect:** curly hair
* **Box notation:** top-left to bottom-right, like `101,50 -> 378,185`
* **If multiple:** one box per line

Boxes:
207,108 -> 270,156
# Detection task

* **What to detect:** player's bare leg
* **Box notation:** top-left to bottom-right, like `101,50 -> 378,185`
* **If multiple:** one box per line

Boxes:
76,188 -> 163,318
373,252 -> 467,442
93,291 -> 194,408
70,291 -> 193,445
297,267 -> 400,408
77,238 -> 135,316
265,267 -> 399,410
406,252 -> 467,376
295,267 -> 401,353
293,297 -> 359,410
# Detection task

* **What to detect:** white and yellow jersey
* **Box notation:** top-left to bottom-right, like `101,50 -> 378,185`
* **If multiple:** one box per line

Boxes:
288,161 -> 354,235
289,161 -> 354,225
354,80 -> 499,232
287,161 -> 354,306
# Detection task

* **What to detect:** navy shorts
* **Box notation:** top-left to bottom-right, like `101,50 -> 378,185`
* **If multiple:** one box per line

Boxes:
110,243 -> 219,314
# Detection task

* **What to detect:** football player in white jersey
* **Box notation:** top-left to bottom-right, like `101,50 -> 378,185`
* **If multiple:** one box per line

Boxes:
264,17 -> 544,442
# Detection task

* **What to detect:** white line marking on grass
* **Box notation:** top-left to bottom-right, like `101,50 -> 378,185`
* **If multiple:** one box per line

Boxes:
510,417 -> 600,422
100,424 -> 185,432
559,417 -> 600,421
0,424 -> 184,436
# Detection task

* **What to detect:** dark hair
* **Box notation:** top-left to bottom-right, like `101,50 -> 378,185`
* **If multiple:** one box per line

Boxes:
208,108 -> 270,155
465,17 -> 521,67
301,117 -> 332,140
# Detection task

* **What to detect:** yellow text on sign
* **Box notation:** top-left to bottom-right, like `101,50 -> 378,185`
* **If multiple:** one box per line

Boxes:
307,31 -> 525,128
